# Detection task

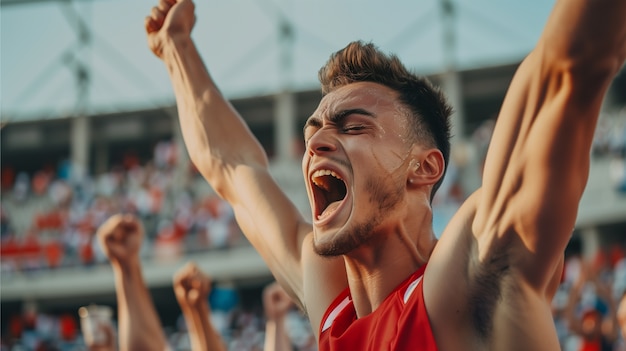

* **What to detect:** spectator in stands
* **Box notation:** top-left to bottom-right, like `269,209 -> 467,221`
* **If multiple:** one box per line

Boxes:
96,213 -> 169,351
263,282 -> 294,351
145,0 -> 626,349
563,260 -> 619,351
173,261 -> 227,351
1,136 -> 248,272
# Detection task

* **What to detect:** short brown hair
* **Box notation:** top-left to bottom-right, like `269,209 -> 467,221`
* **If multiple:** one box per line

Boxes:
318,41 -> 453,200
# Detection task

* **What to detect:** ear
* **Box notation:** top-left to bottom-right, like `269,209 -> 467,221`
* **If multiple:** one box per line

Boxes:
407,148 -> 445,188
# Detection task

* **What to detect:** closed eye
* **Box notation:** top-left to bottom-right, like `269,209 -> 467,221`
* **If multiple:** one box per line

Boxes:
341,125 -> 366,133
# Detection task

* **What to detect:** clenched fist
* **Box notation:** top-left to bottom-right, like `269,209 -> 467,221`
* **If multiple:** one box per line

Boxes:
145,0 -> 196,59
263,282 -> 294,322
173,261 -> 211,309
96,214 -> 144,267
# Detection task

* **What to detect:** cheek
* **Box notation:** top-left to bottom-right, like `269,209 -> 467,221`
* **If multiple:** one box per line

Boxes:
348,137 -> 406,166
370,148 -> 411,180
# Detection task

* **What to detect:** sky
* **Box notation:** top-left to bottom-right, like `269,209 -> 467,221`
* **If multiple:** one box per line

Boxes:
1,0 -> 555,123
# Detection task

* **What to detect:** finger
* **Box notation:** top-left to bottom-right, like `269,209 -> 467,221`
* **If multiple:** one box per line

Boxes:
175,277 -> 192,294
150,6 -> 166,27
175,275 -> 189,289
180,261 -> 194,273
179,268 -> 194,283
194,269 -> 211,291
174,285 -> 188,303
96,214 -> 120,239
190,277 -> 201,289
201,275 -> 211,293
188,288 -> 200,303
121,213 -> 137,225
189,279 -> 205,296
112,225 -> 125,242
174,263 -> 192,283
174,283 -> 186,295
157,0 -> 173,13
173,269 -> 184,286
105,234 -> 116,247
145,16 -> 159,33
121,215 -> 141,233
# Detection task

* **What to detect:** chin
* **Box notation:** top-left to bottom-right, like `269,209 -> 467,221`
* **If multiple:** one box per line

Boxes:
312,220 -> 375,257
312,230 -> 347,257
312,240 -> 352,257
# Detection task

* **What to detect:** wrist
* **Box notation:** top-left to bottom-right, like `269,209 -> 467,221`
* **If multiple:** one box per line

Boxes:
178,295 -> 209,312
162,33 -> 194,58
111,256 -> 142,277
191,298 -> 210,314
266,315 -> 285,327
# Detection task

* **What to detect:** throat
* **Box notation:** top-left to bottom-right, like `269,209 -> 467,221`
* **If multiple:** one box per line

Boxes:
344,254 -> 419,318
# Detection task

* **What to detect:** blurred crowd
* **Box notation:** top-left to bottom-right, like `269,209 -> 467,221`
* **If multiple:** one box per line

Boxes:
1,140 -> 245,275
1,295 -> 316,351
2,247 -> 625,351
2,109 -> 625,274
1,213 -> 317,351
594,109 -> 626,194
553,245 -> 626,351
1,108 -> 625,350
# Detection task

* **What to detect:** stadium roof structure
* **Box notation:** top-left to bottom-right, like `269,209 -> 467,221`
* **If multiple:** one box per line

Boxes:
1,0 -> 551,123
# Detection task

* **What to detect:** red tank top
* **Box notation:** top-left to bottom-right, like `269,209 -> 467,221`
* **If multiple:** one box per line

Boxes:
318,265 -> 437,351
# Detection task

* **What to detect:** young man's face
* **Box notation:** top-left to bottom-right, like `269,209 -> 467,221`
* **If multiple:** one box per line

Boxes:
302,81 -> 415,257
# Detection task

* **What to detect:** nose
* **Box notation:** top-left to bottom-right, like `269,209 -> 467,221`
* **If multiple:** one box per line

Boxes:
306,129 -> 337,156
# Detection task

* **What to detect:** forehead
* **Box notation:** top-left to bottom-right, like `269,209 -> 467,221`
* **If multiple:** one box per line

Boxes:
313,82 -> 401,118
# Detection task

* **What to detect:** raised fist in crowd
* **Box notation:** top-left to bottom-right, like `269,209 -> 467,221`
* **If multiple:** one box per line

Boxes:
96,214 -> 144,267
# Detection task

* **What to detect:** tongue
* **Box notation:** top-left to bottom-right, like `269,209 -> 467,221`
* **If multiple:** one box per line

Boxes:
318,200 -> 342,220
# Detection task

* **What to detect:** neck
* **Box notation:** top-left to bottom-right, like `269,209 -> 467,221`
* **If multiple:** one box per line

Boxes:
343,210 -> 436,318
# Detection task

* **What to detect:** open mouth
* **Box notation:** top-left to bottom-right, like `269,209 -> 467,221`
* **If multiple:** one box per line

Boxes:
311,169 -> 347,221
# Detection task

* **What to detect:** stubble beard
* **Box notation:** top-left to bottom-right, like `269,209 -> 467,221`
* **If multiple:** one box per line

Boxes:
313,174 -> 405,257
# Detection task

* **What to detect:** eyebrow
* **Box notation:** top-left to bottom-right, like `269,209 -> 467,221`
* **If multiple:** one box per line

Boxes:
303,108 -> 375,134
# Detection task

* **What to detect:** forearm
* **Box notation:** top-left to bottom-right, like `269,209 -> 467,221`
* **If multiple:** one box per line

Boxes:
112,259 -> 168,351
158,34 -> 311,307
181,302 -> 225,351
264,318 -> 293,351
540,0 -> 626,74
160,34 -> 269,198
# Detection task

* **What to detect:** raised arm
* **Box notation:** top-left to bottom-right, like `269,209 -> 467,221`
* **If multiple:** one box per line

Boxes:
474,0 -> 626,292
144,0 -> 312,305
173,262 -> 226,351
96,214 -> 169,351
262,282 -> 295,351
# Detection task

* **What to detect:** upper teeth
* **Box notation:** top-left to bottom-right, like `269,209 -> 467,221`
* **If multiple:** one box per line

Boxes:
312,169 -> 342,186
